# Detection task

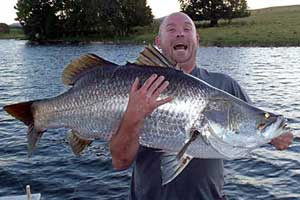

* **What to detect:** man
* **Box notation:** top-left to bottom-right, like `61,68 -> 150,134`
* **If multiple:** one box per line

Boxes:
109,12 -> 293,200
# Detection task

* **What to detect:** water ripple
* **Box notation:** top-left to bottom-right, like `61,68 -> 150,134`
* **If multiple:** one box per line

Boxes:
0,40 -> 300,199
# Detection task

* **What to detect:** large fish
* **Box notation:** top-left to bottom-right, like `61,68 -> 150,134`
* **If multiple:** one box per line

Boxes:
4,45 -> 288,184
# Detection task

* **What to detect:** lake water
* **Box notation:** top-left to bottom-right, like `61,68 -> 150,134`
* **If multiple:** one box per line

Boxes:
0,40 -> 299,199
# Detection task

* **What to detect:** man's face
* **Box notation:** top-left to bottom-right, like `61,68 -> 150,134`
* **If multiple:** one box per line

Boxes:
156,13 -> 199,66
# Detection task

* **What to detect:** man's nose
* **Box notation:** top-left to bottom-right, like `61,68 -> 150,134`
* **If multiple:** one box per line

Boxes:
176,30 -> 184,37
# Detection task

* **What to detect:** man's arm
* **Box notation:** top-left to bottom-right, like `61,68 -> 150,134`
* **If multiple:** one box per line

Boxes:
109,74 -> 172,170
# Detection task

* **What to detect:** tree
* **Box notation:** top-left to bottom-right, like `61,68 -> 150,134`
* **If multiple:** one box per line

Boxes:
110,0 -> 153,36
226,0 -> 250,20
15,0 -> 61,40
179,0 -> 250,27
0,23 -> 10,34
58,0 -> 105,36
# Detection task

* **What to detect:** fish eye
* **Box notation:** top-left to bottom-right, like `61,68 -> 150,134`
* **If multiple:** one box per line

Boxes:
264,112 -> 270,119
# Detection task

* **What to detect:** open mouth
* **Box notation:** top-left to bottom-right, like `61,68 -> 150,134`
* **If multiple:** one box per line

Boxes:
279,117 -> 288,129
173,44 -> 188,50
261,116 -> 288,133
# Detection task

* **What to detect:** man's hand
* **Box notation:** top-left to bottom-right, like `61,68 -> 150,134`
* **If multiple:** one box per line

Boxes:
110,74 -> 172,170
270,131 -> 294,150
125,74 -> 173,124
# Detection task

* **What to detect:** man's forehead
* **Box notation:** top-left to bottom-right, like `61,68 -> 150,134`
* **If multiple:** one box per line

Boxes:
165,21 -> 193,27
163,13 -> 194,27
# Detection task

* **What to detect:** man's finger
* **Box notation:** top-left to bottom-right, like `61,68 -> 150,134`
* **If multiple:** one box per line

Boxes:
283,132 -> 294,142
142,74 -> 158,90
152,81 -> 169,99
131,77 -> 140,93
155,96 -> 173,107
147,76 -> 165,96
271,131 -> 294,150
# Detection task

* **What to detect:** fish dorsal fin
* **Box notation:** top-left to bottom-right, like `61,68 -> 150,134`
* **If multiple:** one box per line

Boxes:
135,44 -> 180,70
62,53 -> 117,86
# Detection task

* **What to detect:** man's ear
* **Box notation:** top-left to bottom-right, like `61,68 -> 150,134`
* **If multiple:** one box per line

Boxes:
155,35 -> 161,49
196,32 -> 200,43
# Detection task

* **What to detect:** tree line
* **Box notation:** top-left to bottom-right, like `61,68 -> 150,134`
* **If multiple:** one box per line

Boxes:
15,0 -> 250,41
15,0 -> 153,40
180,0 -> 250,27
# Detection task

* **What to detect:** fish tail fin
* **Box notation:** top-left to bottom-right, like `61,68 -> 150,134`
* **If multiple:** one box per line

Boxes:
4,101 -> 45,153
3,101 -> 35,126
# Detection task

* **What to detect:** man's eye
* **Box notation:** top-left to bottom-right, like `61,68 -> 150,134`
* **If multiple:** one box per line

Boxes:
167,28 -> 176,32
184,28 -> 191,32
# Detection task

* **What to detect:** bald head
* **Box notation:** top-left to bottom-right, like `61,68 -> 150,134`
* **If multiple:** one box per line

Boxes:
159,12 -> 196,36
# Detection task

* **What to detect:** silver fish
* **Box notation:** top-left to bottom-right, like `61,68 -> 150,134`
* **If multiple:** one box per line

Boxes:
4,45 -> 288,184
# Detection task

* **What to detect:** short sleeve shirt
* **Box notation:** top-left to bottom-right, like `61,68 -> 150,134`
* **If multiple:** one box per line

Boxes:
129,67 -> 251,200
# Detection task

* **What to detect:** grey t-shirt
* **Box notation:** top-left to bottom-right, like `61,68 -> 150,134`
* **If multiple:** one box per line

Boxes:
129,67 -> 251,200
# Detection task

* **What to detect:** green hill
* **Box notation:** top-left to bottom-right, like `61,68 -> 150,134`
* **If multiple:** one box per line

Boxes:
198,5 -> 300,46
132,5 -> 300,46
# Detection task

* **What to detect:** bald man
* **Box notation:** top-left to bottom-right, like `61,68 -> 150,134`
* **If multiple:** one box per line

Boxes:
109,12 -> 293,200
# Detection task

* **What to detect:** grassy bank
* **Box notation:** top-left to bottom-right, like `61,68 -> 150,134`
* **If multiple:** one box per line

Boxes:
0,27 -> 26,39
1,5 -> 300,46
127,5 -> 300,46
198,5 -> 300,46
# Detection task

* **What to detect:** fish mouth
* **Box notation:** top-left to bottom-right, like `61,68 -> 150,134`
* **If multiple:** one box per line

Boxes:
261,115 -> 288,134
173,43 -> 188,50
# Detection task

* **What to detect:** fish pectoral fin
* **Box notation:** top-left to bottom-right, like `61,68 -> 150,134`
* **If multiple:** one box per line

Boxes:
69,130 -> 93,155
160,129 -> 202,184
177,129 -> 201,159
134,44 -> 178,69
62,53 -> 118,86
160,152 -> 193,185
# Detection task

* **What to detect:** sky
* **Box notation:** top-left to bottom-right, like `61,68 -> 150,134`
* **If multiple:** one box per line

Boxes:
1,0 -> 300,24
